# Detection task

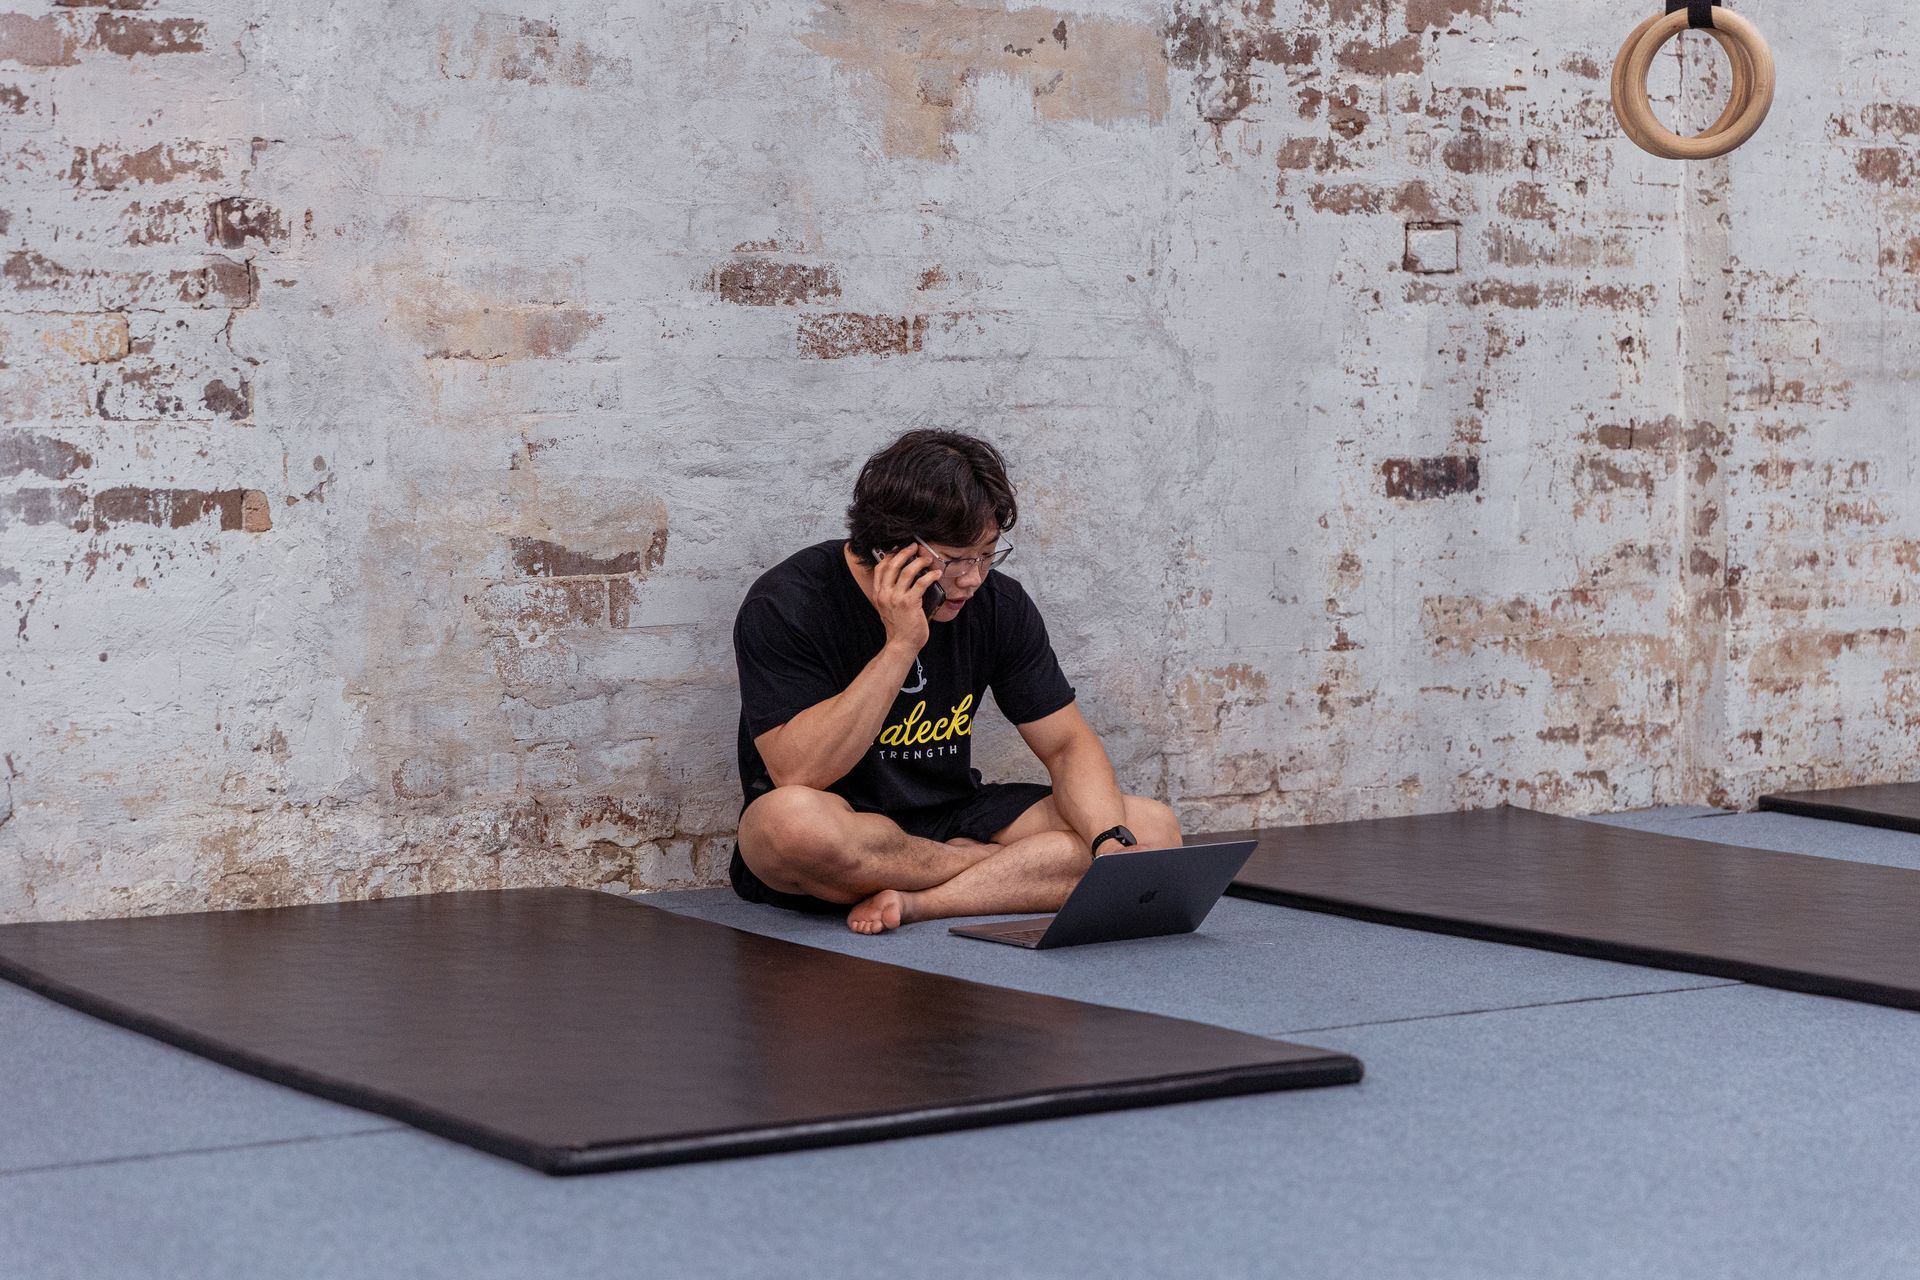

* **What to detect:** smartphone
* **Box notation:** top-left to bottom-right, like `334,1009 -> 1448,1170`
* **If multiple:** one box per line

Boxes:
871,546 -> 946,616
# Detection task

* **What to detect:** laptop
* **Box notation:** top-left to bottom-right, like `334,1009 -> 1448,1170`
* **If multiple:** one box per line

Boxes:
948,839 -> 1257,950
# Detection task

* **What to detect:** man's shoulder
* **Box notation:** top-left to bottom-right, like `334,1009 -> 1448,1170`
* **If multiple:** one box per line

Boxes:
738,539 -> 845,627
968,568 -> 1051,647
979,566 -> 1038,614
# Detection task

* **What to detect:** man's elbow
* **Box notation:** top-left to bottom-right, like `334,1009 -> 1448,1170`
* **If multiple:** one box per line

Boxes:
764,754 -> 840,792
763,758 -> 806,790
756,729 -> 810,790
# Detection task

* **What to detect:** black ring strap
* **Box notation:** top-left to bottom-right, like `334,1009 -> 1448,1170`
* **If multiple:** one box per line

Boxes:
1666,0 -> 1719,30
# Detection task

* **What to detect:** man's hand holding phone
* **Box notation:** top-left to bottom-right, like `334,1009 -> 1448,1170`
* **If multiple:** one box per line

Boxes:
871,544 -> 945,653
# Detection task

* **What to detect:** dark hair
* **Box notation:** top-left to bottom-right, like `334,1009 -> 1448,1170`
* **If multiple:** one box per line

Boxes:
846,429 -> 1018,562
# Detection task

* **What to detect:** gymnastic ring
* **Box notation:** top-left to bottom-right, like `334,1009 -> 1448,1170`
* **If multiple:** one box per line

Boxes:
1609,12 -> 1757,159
1614,8 -> 1774,160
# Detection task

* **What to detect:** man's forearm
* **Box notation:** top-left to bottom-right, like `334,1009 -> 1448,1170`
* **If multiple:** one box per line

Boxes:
759,641 -> 919,790
1044,737 -> 1129,852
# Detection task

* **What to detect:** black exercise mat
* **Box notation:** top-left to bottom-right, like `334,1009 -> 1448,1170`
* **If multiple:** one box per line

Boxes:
1760,782 -> 1920,835
0,888 -> 1360,1174
1215,805 -> 1920,1011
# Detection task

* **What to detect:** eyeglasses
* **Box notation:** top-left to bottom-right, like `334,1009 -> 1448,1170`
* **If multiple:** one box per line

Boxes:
914,536 -> 1013,579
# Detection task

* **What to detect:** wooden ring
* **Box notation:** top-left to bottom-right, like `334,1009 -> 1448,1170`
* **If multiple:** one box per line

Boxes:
1610,14 -> 1756,157
1613,8 -> 1774,160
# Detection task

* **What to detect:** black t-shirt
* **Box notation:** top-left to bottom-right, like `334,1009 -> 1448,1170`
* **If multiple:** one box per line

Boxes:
733,540 -> 1076,816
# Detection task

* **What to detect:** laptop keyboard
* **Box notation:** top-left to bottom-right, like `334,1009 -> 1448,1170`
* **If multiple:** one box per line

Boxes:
998,927 -> 1051,945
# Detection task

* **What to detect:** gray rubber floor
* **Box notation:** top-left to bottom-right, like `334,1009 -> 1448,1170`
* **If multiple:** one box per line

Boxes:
6,806 -> 1920,1278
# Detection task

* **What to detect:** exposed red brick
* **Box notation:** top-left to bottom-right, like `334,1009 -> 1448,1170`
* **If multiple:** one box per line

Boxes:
94,361 -> 191,420
0,433 -> 93,479
1256,31 -> 1318,65
90,486 -> 268,532
1496,182 -> 1552,222
1166,5 -> 1256,124
1275,137 -> 1320,170
1328,97 -> 1370,139
1335,35 -> 1422,77
90,13 -> 203,55
1596,418 -> 1678,451
1559,53 -> 1602,79
172,258 -> 257,306
119,195 -> 195,245
1485,228 -> 1545,265
1575,283 -> 1654,311
1203,78 -> 1255,124
1859,103 -> 1920,138
201,379 -> 250,419
0,13 -> 81,66
797,313 -> 927,359
3,249 -> 72,289
1404,0 -> 1493,31
917,265 -> 948,290
1461,280 -> 1542,309
1442,132 -> 1510,174
509,529 -> 668,578
1382,456 -> 1480,500
1579,457 -> 1657,498
1321,0 -> 1375,23
69,141 -> 224,191
1166,7 -> 1232,71
1307,183 -> 1386,214
705,258 -> 841,306
476,579 -> 609,632
1392,180 -> 1439,217
608,577 -> 645,628
207,196 -> 286,247
55,1 -> 158,9
1855,148 -> 1909,185
0,84 -> 24,113
1878,237 -> 1920,273
0,486 -> 88,530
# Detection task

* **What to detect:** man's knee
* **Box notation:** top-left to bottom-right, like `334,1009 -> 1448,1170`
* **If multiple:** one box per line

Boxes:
1122,795 -> 1182,847
738,786 -> 861,891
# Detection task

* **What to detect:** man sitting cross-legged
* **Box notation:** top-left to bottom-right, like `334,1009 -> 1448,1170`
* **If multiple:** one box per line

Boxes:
728,428 -> 1182,934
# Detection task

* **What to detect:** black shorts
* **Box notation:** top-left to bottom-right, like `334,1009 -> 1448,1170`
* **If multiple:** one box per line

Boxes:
728,781 -> 1054,916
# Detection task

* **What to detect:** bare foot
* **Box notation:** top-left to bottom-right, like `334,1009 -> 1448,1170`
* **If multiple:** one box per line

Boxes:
847,888 -> 915,935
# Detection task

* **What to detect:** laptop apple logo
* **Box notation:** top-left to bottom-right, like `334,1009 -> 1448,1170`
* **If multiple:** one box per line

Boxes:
1138,889 -> 1158,905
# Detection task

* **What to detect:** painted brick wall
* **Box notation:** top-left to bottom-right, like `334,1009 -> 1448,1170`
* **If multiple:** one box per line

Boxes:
2,0 -> 1912,921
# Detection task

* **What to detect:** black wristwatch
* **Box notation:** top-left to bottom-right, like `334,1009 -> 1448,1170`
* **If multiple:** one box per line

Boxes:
1091,824 -> 1137,855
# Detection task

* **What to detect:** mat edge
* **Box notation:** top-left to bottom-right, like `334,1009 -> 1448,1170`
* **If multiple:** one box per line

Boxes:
550,1055 -> 1365,1175
1756,795 -> 1920,836
1223,884 -> 1920,1013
